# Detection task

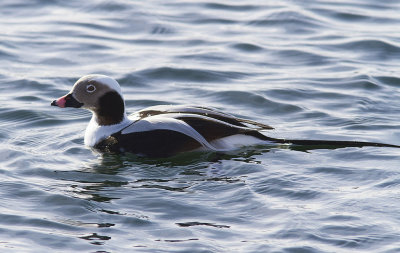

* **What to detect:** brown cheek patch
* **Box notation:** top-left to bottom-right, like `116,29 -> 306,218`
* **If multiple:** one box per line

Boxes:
95,91 -> 125,125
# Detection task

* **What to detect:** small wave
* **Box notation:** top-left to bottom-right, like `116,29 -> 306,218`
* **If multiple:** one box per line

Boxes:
342,39 -> 400,53
39,58 -> 74,66
313,6 -> 397,24
265,87 -> 363,101
374,76 -> 400,88
247,10 -> 325,31
83,1 -> 130,13
253,177 -> 322,200
177,52 -> 232,63
14,95 -> 42,102
230,42 -> 264,52
324,39 -> 400,61
118,73 -> 150,88
0,48 -> 15,59
191,18 -> 238,25
0,109 -> 48,127
0,106 -> 88,129
270,49 -> 331,66
204,3 -> 259,11
334,12 -> 371,22
375,178 -> 400,188
210,90 -> 303,115
137,67 -> 248,82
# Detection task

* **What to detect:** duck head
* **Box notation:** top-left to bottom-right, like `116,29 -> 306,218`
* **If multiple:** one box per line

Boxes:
51,74 -> 126,126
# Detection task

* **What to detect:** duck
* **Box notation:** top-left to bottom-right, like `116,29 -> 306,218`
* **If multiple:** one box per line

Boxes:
51,74 -> 399,157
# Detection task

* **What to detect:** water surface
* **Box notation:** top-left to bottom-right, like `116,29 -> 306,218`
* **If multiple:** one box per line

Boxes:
1,0 -> 400,252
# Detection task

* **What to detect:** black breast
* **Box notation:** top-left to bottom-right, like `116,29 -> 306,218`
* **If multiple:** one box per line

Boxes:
94,129 -> 202,157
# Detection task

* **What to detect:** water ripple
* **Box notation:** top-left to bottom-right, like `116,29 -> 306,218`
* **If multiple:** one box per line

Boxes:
138,67 -> 249,82
230,42 -> 264,52
334,39 -> 400,60
203,3 -> 259,11
1,0 -> 400,252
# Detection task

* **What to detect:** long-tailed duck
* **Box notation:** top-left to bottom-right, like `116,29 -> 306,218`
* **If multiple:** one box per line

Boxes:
51,74 -> 399,157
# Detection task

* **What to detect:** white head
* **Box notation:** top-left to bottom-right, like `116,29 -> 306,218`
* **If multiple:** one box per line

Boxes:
51,74 -> 127,126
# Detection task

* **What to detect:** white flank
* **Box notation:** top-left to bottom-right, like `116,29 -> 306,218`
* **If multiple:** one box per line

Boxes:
210,134 -> 271,150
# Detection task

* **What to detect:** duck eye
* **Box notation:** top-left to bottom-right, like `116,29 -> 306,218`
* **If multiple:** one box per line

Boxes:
86,84 -> 96,93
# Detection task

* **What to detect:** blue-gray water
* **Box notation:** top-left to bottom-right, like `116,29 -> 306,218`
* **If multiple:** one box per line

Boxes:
1,0 -> 400,252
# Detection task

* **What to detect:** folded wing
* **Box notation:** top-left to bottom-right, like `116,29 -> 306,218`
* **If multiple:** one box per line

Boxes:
135,105 -> 274,130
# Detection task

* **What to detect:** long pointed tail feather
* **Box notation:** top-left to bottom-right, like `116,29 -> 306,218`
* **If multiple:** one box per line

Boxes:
260,136 -> 400,149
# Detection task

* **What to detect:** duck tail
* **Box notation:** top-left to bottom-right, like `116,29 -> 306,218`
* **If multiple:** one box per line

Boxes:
259,136 -> 400,148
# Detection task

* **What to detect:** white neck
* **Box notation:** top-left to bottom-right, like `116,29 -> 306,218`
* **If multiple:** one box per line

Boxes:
84,112 -> 132,147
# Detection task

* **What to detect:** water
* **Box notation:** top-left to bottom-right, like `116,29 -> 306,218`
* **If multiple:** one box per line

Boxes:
1,0 -> 400,252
